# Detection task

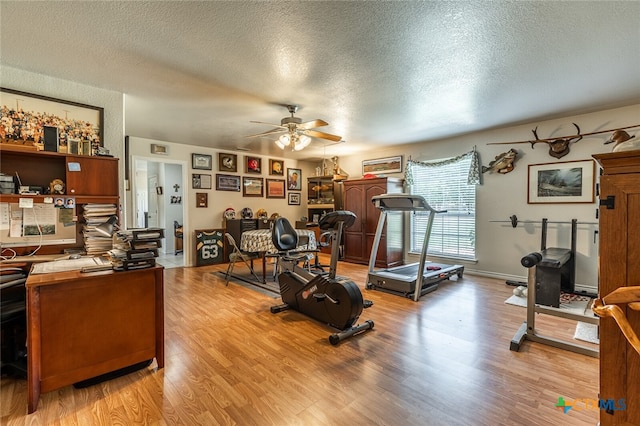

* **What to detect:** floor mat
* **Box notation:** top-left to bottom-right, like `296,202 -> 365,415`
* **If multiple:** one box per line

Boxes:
505,292 -> 599,345
214,271 -> 280,297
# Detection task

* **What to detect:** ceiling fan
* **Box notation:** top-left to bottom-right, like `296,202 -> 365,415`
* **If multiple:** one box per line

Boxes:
246,105 -> 341,151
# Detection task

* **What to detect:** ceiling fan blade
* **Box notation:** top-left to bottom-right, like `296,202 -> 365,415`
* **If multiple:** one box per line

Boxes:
298,119 -> 329,130
245,128 -> 286,138
250,120 -> 286,129
301,129 -> 342,142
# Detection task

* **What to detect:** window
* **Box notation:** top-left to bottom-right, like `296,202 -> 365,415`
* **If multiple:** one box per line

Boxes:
408,155 -> 476,260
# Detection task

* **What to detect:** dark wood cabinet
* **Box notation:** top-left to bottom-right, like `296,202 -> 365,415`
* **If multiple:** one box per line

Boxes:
593,150 -> 640,426
343,177 -> 403,267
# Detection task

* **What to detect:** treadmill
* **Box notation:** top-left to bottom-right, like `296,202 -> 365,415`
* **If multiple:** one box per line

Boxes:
366,193 -> 464,301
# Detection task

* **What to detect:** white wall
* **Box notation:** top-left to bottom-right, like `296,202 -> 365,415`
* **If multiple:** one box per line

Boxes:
337,104 -> 640,292
126,136 -> 313,266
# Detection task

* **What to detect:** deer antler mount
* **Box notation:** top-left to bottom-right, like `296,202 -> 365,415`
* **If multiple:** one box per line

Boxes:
487,124 -> 640,159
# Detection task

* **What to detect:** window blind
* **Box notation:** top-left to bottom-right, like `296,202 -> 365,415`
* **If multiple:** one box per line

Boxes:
409,156 -> 476,260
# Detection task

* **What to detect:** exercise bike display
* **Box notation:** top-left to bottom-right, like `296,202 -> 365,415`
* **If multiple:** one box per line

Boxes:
270,211 -> 374,345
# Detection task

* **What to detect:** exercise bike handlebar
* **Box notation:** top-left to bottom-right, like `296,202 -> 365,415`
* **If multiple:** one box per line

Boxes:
521,252 -> 543,268
318,210 -> 356,230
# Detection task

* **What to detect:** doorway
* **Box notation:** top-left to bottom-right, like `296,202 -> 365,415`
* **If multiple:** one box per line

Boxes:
132,156 -> 187,268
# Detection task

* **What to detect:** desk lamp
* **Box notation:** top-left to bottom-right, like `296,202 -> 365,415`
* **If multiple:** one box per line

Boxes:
95,216 -> 118,237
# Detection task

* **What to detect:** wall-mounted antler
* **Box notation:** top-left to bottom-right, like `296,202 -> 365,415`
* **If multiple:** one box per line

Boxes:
487,124 -> 640,159
530,123 -> 581,158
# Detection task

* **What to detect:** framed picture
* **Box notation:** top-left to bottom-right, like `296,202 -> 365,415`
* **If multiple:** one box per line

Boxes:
192,173 -> 212,189
243,177 -> 263,197
269,159 -> 284,176
362,155 -> 403,175
246,156 -> 262,173
218,153 -> 237,172
266,179 -> 286,198
0,88 -> 103,154
192,153 -> 212,170
287,168 -> 302,190
527,160 -> 595,204
288,192 -> 301,205
216,174 -> 241,191
196,192 -> 208,208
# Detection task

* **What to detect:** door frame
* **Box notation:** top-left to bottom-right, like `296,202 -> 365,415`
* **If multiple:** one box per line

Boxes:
131,155 -> 189,262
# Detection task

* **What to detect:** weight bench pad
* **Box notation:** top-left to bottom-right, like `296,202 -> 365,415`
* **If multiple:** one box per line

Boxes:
539,248 -> 571,268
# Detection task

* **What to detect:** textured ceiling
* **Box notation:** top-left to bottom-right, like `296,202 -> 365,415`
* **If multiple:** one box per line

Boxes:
1,1 -> 639,160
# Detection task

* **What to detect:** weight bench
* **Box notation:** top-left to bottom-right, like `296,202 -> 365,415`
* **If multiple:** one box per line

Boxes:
535,219 -> 576,307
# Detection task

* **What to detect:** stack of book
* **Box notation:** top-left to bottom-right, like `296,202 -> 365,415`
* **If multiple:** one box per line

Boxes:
109,228 -> 164,270
82,204 -> 118,256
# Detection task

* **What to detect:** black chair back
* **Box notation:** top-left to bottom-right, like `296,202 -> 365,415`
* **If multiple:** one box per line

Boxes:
272,217 -> 298,251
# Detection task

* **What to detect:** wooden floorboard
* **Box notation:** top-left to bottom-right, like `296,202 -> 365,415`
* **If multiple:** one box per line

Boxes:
1,256 -> 599,425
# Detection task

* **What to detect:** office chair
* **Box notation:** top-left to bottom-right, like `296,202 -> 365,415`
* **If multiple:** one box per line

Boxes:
1,266 -> 28,378
224,233 -> 261,285
174,221 -> 183,255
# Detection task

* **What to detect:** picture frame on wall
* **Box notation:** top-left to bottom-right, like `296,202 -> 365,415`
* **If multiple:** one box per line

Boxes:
216,174 -> 241,191
242,177 -> 263,197
218,152 -> 238,172
362,155 -> 403,175
0,88 -> 104,154
192,173 -> 212,189
246,156 -> 262,174
266,179 -> 286,198
192,153 -> 212,170
269,159 -> 284,176
288,192 -> 301,205
196,192 -> 208,208
287,168 -> 302,190
527,159 -> 595,204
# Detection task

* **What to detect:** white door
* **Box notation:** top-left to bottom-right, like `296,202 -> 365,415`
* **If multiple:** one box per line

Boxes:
147,175 -> 159,228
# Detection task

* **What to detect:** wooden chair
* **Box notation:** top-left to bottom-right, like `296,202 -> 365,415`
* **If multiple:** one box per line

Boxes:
224,233 -> 260,285
173,221 -> 183,255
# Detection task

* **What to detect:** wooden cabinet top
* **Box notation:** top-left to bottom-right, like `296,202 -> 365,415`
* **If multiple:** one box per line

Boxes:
593,149 -> 640,175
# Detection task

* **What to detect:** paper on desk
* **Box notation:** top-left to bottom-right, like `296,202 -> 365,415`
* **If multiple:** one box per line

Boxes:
30,256 -> 111,274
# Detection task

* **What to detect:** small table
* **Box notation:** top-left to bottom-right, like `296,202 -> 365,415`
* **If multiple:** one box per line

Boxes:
240,229 -> 317,282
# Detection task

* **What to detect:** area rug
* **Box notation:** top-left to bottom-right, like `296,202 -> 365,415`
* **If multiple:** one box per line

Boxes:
214,271 -> 281,298
505,292 -> 599,344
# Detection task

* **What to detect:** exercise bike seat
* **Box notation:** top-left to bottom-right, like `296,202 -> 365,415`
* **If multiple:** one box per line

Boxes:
318,210 -> 356,231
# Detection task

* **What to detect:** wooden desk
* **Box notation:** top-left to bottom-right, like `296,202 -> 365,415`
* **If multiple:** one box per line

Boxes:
26,265 -> 164,413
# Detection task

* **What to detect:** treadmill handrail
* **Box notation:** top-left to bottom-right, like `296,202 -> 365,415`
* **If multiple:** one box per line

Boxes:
371,193 -> 446,213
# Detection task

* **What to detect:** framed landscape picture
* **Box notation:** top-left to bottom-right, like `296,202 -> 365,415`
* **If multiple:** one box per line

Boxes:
243,177 -> 263,197
362,155 -> 403,175
527,160 -> 595,204
266,179 -> 286,198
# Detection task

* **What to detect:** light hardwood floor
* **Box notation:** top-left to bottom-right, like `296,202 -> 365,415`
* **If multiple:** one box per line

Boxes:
1,257 -> 599,425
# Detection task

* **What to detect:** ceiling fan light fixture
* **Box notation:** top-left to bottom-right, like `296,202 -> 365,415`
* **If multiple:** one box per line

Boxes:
279,133 -> 291,145
293,135 -> 311,151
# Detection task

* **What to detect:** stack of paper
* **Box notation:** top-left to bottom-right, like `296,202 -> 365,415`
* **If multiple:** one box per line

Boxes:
82,204 -> 118,256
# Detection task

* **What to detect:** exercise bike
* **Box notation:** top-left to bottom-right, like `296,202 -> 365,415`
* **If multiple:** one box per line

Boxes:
270,211 -> 374,345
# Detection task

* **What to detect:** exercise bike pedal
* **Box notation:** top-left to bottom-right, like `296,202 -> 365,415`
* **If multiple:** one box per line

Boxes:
363,300 -> 373,309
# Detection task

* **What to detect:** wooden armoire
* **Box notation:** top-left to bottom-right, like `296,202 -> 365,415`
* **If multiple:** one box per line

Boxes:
343,177 -> 404,268
593,150 -> 640,425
